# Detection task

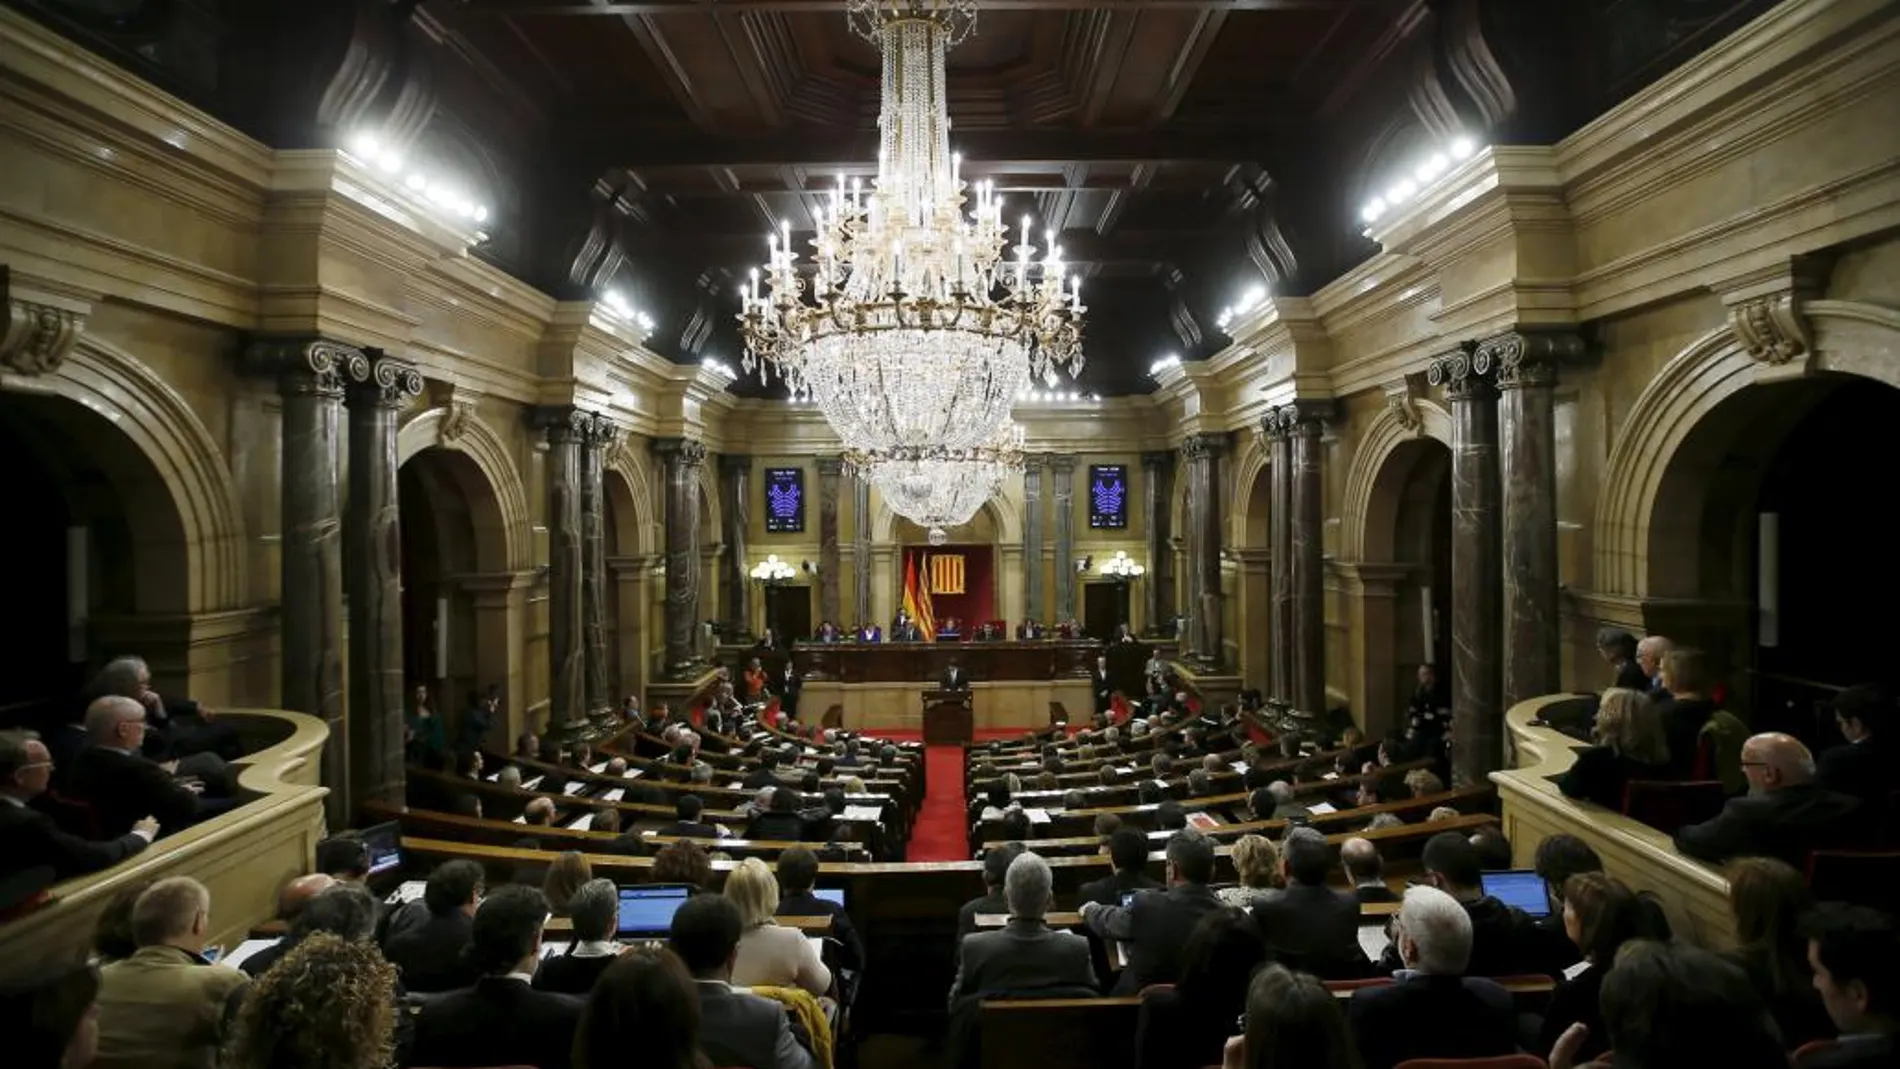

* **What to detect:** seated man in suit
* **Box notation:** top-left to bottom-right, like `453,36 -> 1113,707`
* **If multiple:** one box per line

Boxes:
949,851 -> 1096,1005
1076,827 -> 1163,909
957,845 -> 1021,937
0,729 -> 156,883
1815,684 -> 1888,806
775,846 -> 863,973
661,793 -> 723,840
1341,837 -> 1399,903
1251,827 -> 1370,979
66,697 -> 203,837
94,876 -> 251,1069
1675,732 -> 1863,868
1348,885 -> 1516,1069
89,655 -> 241,767
236,873 -> 335,977
1801,903 -> 1899,1069
382,859 -> 484,992
671,892 -> 814,1069
409,885 -> 584,1069
1079,831 -> 1223,994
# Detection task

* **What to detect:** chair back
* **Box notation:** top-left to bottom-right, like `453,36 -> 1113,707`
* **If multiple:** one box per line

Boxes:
1621,779 -> 1725,832
1791,1039 -> 1842,1067
978,996 -> 1141,1069
1805,848 -> 1900,908
821,704 -> 844,730
1392,1055 -> 1549,1069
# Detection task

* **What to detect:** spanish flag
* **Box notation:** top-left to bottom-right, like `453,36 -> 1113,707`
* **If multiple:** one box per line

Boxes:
903,552 -> 936,641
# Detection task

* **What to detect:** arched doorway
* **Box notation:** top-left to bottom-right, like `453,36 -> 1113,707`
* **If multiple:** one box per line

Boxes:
1235,457 -> 1273,689
1645,374 -> 1900,732
398,446 -> 504,732
602,460 -> 658,705
0,391 -> 183,728
895,507 -> 1001,631
1354,435 -> 1453,735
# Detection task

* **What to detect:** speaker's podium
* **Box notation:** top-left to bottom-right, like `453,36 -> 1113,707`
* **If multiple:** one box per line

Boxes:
922,688 -> 974,745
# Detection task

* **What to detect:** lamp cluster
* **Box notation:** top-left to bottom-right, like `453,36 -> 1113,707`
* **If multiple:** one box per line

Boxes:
1099,550 -> 1146,579
1358,135 -> 1480,227
344,132 -> 492,234
1016,388 -> 1099,404
1150,354 -> 1181,375
599,290 -> 656,334
1214,284 -> 1269,332
749,554 -> 796,583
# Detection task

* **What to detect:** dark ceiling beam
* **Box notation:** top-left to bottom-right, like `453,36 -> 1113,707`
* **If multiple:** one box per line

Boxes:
461,0 -> 1383,14
572,125 -> 1283,167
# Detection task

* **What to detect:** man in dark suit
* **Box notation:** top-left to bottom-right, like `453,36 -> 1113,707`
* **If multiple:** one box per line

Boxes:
743,750 -> 785,791
382,859 -> 484,993
949,851 -> 1096,1004
1075,827 -> 1162,908
671,893 -> 814,1069
940,660 -> 969,691
1815,684 -> 1888,805
775,846 -> 863,972
1378,832 -> 1572,979
1090,656 -> 1114,720
1251,828 -> 1370,979
1341,837 -> 1399,903
1802,903 -> 1899,1069
1349,885 -> 1517,1069
1596,627 -> 1648,690
1079,831 -> 1223,994
65,696 -> 202,836
659,794 -> 722,840
0,729 -> 155,882
409,885 -> 584,1069
956,845 -> 1020,937
1676,732 -> 1864,867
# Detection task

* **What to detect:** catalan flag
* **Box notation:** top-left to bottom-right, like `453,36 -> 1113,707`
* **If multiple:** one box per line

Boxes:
903,551 -> 936,641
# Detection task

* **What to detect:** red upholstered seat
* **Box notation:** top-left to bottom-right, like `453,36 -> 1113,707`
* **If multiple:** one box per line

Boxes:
1621,779 -> 1725,832
1792,1039 -> 1842,1067
1392,1055 -> 1549,1069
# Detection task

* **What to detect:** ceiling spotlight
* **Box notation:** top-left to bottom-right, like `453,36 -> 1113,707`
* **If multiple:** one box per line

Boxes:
349,132 -> 380,160
1389,178 -> 1417,203
473,205 -> 489,223
1449,136 -> 1476,160
404,173 -> 426,191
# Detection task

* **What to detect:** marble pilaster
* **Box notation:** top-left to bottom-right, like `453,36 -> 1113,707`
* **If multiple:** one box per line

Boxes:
1263,413 -> 1294,701
581,415 -> 618,721
719,455 -> 753,641
1428,344 -> 1504,785
1181,432 -> 1228,667
1050,454 -> 1078,623
246,337 -> 361,824
1021,455 -> 1045,623
652,438 -> 707,674
1140,451 -> 1174,636
343,353 -> 421,809
852,477 -> 872,628
536,407 -> 589,736
817,457 -> 843,629
1286,402 -> 1333,717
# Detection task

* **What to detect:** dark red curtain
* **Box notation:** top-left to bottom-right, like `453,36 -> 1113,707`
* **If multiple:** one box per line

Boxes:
902,545 -> 994,630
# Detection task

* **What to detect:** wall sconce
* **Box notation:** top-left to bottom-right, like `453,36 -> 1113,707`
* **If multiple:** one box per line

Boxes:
749,554 -> 796,585
1100,550 -> 1147,581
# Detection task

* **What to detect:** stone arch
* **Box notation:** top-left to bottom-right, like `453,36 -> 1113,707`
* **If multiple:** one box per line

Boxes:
396,407 -> 528,572
1592,301 -> 1900,599
869,491 -> 1022,546
1340,398 -> 1454,562
1228,431 -> 1271,548
603,451 -> 660,557
3,336 -> 247,614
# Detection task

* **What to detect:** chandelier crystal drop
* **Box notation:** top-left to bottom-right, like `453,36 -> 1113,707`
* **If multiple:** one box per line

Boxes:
737,0 -> 1085,456
845,425 -> 1025,546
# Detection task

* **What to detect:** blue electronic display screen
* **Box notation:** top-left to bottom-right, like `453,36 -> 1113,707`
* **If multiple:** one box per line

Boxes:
764,467 -> 805,533
1089,465 -> 1129,529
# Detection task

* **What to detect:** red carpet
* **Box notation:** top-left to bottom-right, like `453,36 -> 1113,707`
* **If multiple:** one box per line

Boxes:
876,729 -> 1025,863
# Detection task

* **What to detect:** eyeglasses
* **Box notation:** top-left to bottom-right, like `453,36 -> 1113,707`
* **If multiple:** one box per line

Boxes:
1235,1012 -> 1247,1034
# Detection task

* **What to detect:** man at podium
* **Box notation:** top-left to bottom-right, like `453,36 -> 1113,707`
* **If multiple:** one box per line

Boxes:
941,660 -> 970,691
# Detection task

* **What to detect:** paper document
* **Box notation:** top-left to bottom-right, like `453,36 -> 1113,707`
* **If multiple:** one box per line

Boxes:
566,813 -> 595,831
1230,762 -> 1249,774
1306,802 -> 1337,815
590,761 -> 608,774
624,768 -> 643,779
385,881 -> 427,905
222,939 -> 283,971
541,941 -> 571,959
1358,925 -> 1392,961
512,815 -> 527,824
1322,772 -> 1340,781
1022,808 -> 1051,825
523,775 -> 545,790
842,805 -> 884,822
562,781 -> 586,796
602,788 -> 625,802
1186,811 -> 1222,831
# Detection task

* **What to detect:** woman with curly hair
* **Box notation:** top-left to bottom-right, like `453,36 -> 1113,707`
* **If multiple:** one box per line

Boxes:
223,933 -> 397,1069
1218,835 -> 1284,908
652,839 -> 713,892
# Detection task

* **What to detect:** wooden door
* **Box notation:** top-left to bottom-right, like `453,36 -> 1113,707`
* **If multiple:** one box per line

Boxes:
1081,582 -> 1128,642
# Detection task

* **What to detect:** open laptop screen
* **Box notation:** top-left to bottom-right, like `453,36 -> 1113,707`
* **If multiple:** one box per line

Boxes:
812,888 -> 845,908
1480,870 -> 1550,918
617,886 -> 692,936
349,822 -> 402,877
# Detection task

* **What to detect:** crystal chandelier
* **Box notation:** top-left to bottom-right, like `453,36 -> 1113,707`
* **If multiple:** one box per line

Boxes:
737,0 -> 1085,455
845,425 -> 1025,546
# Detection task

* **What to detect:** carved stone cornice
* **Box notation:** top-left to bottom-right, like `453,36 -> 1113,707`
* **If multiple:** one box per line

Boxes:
346,352 -> 423,409
1382,374 -> 1426,433
1179,431 -> 1229,460
1426,341 -> 1493,402
1479,329 -> 1585,390
816,456 -> 845,478
1,268 -> 93,378
245,336 -> 367,399
1718,256 -> 1827,369
651,436 -> 708,467
534,405 -> 593,445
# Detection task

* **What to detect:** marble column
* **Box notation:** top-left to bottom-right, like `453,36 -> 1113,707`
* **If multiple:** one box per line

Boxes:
852,477 -> 872,629
1181,432 -> 1227,666
1021,455 -> 1045,623
581,415 -> 618,721
344,353 -> 421,808
1050,454 -> 1078,623
652,438 -> 707,673
1140,452 -> 1174,636
1287,402 -> 1333,716
817,458 -> 843,629
248,338 -> 361,824
719,455 -> 753,642
1263,413 -> 1294,701
1428,344 -> 1503,785
536,407 -> 588,736
1486,330 -> 1582,710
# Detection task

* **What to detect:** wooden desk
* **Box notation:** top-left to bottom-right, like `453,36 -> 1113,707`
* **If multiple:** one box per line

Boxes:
796,641 -> 1102,683
544,913 -> 833,935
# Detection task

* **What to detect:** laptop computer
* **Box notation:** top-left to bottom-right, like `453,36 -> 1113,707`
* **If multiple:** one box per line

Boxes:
812,887 -> 846,908
1480,870 -> 1551,918
617,886 -> 693,937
